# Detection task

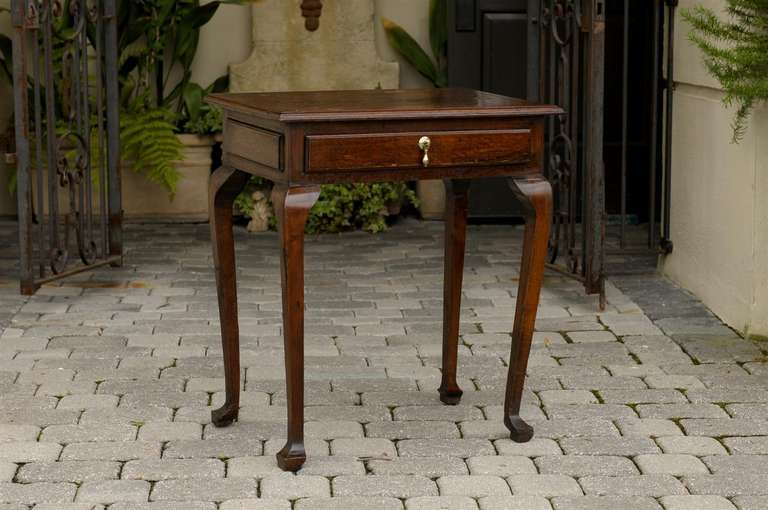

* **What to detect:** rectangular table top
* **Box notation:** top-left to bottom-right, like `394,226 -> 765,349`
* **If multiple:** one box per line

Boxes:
207,88 -> 562,123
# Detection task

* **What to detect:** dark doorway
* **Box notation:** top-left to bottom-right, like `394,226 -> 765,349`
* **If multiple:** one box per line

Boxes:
447,0 -> 537,219
447,0 -> 662,223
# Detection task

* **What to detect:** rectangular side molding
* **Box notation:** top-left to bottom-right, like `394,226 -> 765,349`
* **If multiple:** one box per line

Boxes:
225,120 -> 283,171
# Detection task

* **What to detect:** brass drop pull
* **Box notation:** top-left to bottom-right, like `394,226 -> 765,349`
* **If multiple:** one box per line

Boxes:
418,136 -> 431,167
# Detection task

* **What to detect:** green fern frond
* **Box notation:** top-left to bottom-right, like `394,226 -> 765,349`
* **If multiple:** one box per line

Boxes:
119,107 -> 183,197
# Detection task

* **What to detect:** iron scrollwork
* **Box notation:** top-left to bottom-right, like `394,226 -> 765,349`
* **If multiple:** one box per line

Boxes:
541,0 -> 580,274
539,0 -> 605,298
12,0 -> 122,294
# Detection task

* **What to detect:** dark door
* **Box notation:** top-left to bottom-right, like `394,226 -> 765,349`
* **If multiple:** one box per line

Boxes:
448,0 -> 538,219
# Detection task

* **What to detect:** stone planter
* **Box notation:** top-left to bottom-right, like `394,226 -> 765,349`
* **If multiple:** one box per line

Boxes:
122,134 -> 217,221
417,179 -> 446,220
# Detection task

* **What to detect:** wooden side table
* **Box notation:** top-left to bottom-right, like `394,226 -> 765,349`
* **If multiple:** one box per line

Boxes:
206,89 -> 561,472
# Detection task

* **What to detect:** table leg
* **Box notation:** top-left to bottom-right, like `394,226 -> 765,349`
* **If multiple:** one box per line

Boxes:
272,184 -> 321,472
209,166 -> 250,427
439,179 -> 470,405
504,176 -> 553,442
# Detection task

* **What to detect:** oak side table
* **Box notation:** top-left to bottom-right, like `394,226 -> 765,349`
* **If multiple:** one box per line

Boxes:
206,88 -> 560,472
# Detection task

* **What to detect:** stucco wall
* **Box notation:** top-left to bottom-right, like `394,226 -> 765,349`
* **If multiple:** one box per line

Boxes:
665,0 -> 768,337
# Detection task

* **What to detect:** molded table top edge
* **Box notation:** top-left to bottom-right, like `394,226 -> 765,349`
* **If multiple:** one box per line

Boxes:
207,88 -> 563,123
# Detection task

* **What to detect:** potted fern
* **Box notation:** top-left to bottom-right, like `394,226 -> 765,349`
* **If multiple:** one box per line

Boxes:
117,0 -> 242,220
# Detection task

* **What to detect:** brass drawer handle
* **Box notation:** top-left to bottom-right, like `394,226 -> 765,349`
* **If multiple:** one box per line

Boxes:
418,136 -> 431,167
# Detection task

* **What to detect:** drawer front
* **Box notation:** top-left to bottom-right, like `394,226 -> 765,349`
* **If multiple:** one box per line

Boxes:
305,129 -> 531,174
225,120 -> 283,171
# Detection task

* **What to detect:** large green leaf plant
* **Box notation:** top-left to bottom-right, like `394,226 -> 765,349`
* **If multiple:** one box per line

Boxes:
117,0 -> 244,195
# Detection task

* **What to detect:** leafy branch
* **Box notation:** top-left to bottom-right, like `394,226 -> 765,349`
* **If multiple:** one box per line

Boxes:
683,0 -> 768,142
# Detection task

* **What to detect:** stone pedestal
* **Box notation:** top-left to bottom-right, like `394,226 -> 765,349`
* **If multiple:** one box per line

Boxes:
230,0 -> 399,92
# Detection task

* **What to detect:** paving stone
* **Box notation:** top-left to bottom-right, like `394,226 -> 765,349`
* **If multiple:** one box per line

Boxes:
226,457 -> 284,479
645,375 -> 705,390
565,331 -> 617,343
536,455 -> 638,476
638,404 -> 728,419
219,500 -> 290,510
163,439 -> 263,459
0,482 -> 77,504
506,474 -> 582,497
121,459 -> 224,480
559,437 -> 659,456
397,439 -> 495,458
0,424 -> 40,444
580,474 -> 687,496
61,441 -> 161,461
305,421 -> 363,439
41,424 -> 137,443
57,394 -> 118,410
296,456 -> 366,477
405,496 -> 478,509
616,418 -> 683,437
263,439 -> 329,457
34,504 -> 109,510
685,474 -> 768,496
260,473 -> 330,499
477,496 -> 552,510
110,503 -> 216,510
76,480 -> 151,504
393,406 -> 483,422
0,442 -> 61,462
598,389 -> 686,404
681,419 -> 768,437
635,454 -> 709,475
544,404 -> 636,420
16,461 -> 120,483
150,478 -> 258,501
731,496 -> 768,510
0,465 -> 15,483
539,390 -> 598,406
550,496 -> 662,510
365,421 -> 460,440
367,457 -> 468,477
687,389 -> 768,404
494,438 -> 563,456
659,495 -> 737,510
80,407 -> 173,425
702,455 -> 768,474
722,437 -> 768,455
466,456 -> 536,476
332,476 -> 438,498
722,404 -> 768,420
436,476 -> 510,497
330,438 -> 396,460
294,497 -> 402,510
656,436 -> 728,455
137,422 -> 201,442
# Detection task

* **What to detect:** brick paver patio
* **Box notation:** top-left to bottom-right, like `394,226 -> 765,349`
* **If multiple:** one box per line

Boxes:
0,219 -> 764,510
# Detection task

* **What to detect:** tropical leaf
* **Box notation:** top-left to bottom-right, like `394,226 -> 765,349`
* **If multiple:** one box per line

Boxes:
382,17 -> 439,86
429,0 -> 448,83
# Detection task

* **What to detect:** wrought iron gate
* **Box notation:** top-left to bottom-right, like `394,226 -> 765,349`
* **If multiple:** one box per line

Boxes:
11,0 -> 122,295
535,0 -> 676,303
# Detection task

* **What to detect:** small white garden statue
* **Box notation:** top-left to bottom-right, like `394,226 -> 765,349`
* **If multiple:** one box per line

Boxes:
246,190 -> 272,232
